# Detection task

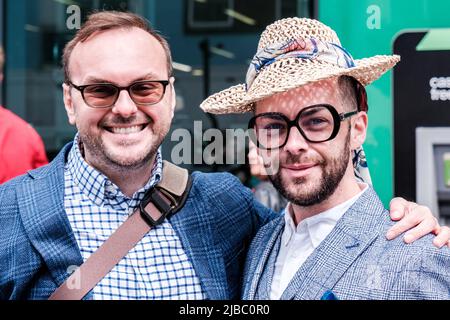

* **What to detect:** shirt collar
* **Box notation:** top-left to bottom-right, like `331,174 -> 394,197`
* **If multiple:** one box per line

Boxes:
66,133 -> 162,212
282,183 -> 369,247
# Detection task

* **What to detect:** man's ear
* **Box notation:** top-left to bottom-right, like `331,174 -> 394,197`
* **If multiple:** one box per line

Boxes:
62,83 -> 76,125
350,111 -> 368,150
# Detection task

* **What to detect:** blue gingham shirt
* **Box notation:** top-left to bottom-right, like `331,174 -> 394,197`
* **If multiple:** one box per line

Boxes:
64,135 -> 205,300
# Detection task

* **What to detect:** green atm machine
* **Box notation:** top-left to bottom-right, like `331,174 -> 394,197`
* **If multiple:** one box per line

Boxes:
416,128 -> 450,224
394,30 -> 450,224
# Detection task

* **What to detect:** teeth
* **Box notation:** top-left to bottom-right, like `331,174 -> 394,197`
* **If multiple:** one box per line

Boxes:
110,125 -> 143,134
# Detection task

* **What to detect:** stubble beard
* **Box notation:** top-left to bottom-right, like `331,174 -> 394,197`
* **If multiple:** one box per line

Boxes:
79,121 -> 168,173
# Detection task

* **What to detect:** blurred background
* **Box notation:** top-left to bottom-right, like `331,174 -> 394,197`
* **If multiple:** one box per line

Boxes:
1,0 -> 450,223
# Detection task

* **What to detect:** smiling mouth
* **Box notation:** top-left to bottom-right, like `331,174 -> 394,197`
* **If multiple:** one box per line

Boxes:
282,163 -> 317,170
104,124 -> 148,134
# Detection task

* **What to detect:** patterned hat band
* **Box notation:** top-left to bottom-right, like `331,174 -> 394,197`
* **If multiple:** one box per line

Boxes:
245,37 -> 356,90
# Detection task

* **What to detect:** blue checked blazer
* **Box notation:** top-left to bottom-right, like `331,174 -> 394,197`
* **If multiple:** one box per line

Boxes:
243,187 -> 450,300
0,143 -> 275,300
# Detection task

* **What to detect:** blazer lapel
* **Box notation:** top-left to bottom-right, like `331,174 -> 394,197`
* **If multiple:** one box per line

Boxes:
280,188 -> 385,300
244,217 -> 285,300
17,144 -> 83,288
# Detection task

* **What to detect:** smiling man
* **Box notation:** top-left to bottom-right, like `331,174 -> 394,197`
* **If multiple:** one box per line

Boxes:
201,17 -> 450,300
61,21 -> 174,198
0,11 -> 282,300
0,12 -> 448,300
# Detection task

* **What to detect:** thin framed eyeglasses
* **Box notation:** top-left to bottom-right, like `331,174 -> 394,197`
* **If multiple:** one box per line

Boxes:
248,104 -> 358,150
68,80 -> 170,108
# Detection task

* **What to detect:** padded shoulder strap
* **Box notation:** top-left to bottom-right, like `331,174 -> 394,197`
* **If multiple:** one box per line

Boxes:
156,160 -> 192,215
159,160 -> 189,196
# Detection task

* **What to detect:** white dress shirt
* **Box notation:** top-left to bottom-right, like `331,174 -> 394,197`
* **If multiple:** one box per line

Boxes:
270,184 -> 368,300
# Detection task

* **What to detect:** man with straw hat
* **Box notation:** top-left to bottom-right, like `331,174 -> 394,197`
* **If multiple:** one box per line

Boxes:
201,18 -> 450,299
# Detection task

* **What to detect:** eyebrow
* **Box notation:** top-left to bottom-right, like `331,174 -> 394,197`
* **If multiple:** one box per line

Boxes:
301,107 -> 323,117
83,73 -> 165,85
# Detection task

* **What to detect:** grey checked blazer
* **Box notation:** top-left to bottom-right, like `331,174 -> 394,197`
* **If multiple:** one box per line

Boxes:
242,187 -> 450,300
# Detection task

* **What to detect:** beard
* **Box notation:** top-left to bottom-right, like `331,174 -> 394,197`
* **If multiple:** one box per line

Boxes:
79,115 -> 167,172
269,130 -> 351,207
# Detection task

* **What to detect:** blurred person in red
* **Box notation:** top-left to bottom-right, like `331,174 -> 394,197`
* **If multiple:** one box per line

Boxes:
0,45 -> 48,184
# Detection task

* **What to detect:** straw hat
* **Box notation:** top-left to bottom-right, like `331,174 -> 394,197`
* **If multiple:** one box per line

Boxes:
200,17 -> 400,114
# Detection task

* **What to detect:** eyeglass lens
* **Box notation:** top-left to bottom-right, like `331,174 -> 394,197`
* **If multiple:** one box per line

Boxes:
82,81 -> 166,108
252,105 -> 336,148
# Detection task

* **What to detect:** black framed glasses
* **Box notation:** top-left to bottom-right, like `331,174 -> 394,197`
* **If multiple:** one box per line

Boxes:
248,104 -> 358,150
68,80 -> 170,108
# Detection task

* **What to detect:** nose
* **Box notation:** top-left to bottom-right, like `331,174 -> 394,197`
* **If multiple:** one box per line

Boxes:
283,126 -> 309,155
111,89 -> 138,118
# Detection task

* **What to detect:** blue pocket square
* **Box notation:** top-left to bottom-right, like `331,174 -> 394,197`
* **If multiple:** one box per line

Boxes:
321,290 -> 339,300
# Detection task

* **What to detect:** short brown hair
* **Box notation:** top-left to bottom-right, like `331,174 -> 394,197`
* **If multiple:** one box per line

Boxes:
338,76 -> 368,112
0,45 -> 4,73
62,11 -> 173,83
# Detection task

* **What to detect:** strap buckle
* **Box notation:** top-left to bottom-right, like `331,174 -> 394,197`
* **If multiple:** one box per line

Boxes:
139,187 -> 175,227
